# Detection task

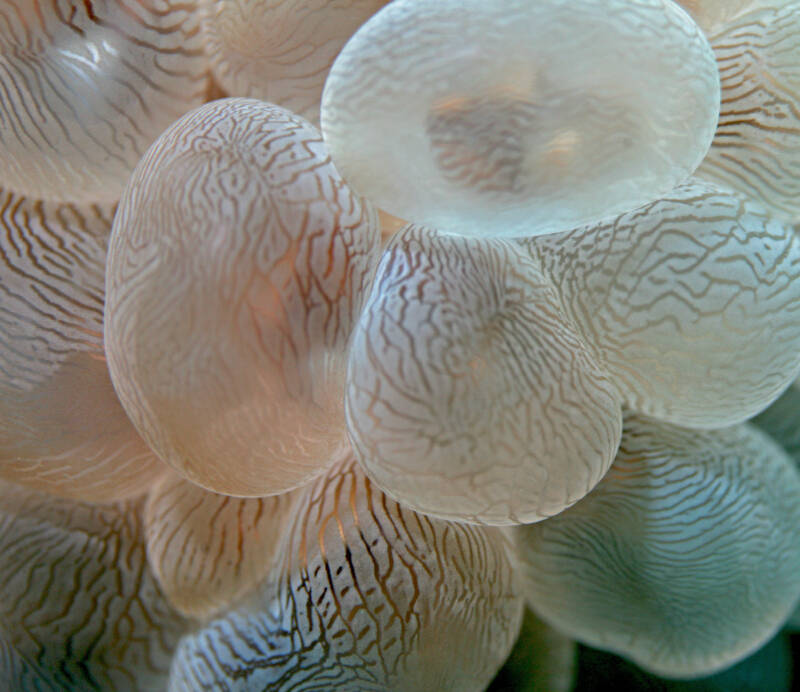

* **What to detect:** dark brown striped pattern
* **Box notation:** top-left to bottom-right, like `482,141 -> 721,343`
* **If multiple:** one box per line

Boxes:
525,179 -> 800,429
105,98 -> 381,497
0,0 -> 208,203
345,225 -> 622,525
145,471 -> 300,618
0,188 -> 164,501
168,455 -> 523,691
695,2 -> 800,221
511,414 -> 800,678
0,482 -> 188,691
200,0 -> 390,125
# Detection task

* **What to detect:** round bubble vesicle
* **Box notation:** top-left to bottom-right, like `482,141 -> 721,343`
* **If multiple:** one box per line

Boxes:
105,98 -> 381,497
321,0 -> 720,238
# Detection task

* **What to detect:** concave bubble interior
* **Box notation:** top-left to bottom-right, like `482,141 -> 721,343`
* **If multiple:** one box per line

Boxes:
321,0 -> 720,238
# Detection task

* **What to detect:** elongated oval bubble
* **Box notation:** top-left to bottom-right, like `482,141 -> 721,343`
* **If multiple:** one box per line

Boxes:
0,482 -> 187,690
0,190 -> 165,501
169,454 -> 523,691
689,2 -> 800,221
510,414 -> 800,678
145,472 -> 300,618
105,98 -> 381,497
346,225 -> 622,525
0,0 -> 208,204
321,0 -> 720,238
525,180 -> 800,428
200,0 -> 390,125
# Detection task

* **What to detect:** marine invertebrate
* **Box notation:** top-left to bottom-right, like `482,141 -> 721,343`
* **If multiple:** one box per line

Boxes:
0,190 -> 164,501
145,471 -> 300,618
169,454 -> 523,691
691,2 -> 800,220
0,482 -> 187,690
200,0 -> 391,124
511,414 -> 800,678
346,225 -> 622,525
0,0 -> 208,204
105,98 -> 380,497
525,179 -> 800,428
321,0 -> 720,237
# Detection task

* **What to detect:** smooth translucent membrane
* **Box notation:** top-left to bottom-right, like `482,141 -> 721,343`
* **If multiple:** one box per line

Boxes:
0,482 -> 187,690
321,0 -> 720,238
145,472 -> 299,618
346,225 -> 622,525
0,190 -> 164,501
105,98 -> 381,497
169,455 -> 523,691
524,179 -> 800,428
511,414 -> 800,678
0,0 -> 208,203
200,0 -> 390,125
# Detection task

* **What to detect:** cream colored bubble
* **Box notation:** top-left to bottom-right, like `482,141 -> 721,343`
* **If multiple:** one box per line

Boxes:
105,98 -> 381,497
678,0 -> 789,32
200,0 -> 390,125
0,482 -> 187,690
0,0 -> 208,204
169,454 -> 523,691
525,179 -> 800,428
345,225 -> 622,525
321,0 -> 719,238
0,189 -> 165,501
689,2 -> 800,222
145,471 -> 300,618
511,414 -> 800,678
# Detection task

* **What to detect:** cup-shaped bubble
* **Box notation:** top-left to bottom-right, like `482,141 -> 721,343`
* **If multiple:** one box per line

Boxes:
200,0 -> 390,125
145,471 -> 300,618
688,2 -> 800,221
0,0 -> 209,204
525,179 -> 800,428
0,482 -> 188,690
105,98 -> 381,497
0,190 -> 165,501
510,414 -> 800,678
345,225 -> 623,525
321,0 -> 720,238
168,454 -> 523,691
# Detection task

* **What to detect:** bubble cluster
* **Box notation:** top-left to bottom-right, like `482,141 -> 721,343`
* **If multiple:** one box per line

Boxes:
3,0 -> 800,689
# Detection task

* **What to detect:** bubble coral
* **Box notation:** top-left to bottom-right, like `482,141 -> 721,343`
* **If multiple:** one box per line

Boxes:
346,224 -> 623,525
0,0 -> 208,203
321,0 -> 721,237
169,454 -> 523,691
511,413 -> 800,678
0,190 -> 164,501
105,98 -> 381,497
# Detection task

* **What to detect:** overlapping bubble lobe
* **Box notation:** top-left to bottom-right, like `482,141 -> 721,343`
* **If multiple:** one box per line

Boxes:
686,1 -> 800,221
321,0 -> 720,238
525,179 -> 800,428
0,190 -> 164,501
145,471 -> 300,618
105,97 -> 381,497
0,0 -> 208,203
200,0 -> 390,125
345,225 -> 623,525
511,414 -> 800,678
0,482 -> 188,691
169,454 -> 523,691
